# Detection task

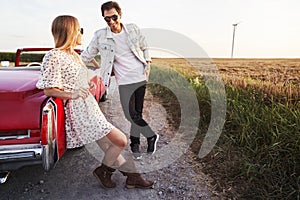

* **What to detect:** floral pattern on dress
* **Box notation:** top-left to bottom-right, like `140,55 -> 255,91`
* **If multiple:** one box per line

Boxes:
36,49 -> 114,148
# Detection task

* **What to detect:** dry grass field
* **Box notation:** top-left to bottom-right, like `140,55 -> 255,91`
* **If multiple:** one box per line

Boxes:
152,58 -> 300,102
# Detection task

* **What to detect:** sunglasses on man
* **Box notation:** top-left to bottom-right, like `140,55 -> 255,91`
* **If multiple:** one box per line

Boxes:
104,15 -> 118,23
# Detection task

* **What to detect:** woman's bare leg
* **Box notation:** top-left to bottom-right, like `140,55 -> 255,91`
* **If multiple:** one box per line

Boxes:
97,128 -> 127,167
95,128 -> 153,189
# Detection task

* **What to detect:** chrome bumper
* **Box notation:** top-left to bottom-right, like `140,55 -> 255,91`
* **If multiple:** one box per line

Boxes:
0,144 -> 43,171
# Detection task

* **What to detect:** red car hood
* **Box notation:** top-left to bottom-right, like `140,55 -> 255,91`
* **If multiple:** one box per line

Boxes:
0,68 -> 47,131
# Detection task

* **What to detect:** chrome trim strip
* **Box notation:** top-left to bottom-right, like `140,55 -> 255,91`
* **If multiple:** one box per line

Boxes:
0,143 -> 42,151
43,99 -> 56,147
0,135 -> 29,140
0,130 -> 31,140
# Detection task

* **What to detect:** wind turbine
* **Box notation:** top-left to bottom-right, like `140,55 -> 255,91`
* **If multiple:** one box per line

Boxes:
231,22 -> 240,58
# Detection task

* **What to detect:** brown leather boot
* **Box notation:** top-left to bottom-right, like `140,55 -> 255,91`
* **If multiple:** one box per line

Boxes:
123,172 -> 154,189
93,164 -> 116,188
118,159 -> 154,189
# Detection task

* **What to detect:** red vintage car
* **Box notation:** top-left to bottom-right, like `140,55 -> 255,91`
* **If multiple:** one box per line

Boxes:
0,48 -> 106,183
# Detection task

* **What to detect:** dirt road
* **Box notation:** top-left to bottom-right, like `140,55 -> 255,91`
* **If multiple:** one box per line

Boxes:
0,79 -> 217,200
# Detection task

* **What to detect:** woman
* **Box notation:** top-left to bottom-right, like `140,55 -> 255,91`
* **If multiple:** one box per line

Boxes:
36,15 -> 153,189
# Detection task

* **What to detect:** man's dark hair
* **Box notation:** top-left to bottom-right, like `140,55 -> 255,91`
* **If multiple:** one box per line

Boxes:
101,1 -> 122,16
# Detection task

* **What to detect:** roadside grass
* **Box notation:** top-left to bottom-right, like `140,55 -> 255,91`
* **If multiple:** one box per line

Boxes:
148,62 -> 300,199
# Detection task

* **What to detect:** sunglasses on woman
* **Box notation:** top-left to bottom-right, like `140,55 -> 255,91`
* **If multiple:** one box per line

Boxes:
80,28 -> 84,34
104,15 -> 118,23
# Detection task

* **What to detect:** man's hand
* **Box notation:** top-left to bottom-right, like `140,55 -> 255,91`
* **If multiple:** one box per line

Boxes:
145,61 -> 151,82
89,81 -> 96,90
91,58 -> 100,68
145,69 -> 150,82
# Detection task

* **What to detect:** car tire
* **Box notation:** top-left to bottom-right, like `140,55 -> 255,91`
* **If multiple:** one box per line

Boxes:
99,91 -> 107,102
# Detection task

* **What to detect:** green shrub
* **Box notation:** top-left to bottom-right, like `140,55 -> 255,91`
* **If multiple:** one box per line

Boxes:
224,85 -> 299,199
0,52 -> 15,62
0,52 -> 45,63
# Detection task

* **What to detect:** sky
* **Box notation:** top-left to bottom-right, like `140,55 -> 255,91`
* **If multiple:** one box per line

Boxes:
0,0 -> 300,58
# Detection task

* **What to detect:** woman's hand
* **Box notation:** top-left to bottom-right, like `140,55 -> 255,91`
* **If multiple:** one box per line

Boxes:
72,88 -> 90,99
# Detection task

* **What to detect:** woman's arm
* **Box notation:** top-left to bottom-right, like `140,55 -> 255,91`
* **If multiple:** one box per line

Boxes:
44,88 -> 89,100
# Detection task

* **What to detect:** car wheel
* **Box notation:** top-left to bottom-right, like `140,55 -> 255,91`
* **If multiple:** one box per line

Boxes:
99,91 -> 107,102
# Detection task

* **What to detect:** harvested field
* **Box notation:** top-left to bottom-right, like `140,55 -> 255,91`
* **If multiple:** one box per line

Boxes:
152,58 -> 300,101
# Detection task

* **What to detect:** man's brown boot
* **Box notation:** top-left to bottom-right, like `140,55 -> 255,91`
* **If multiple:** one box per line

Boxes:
93,164 -> 116,188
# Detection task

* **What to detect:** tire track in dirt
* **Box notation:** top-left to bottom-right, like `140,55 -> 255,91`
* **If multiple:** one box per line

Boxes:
98,78 -> 218,199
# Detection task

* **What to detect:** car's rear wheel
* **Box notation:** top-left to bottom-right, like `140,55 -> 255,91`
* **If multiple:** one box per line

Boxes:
99,91 -> 107,102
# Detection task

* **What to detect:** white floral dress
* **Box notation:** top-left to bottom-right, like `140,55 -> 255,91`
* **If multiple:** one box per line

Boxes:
36,49 -> 114,148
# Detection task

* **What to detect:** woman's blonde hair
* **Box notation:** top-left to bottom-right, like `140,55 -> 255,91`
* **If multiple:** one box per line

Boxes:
51,15 -> 83,64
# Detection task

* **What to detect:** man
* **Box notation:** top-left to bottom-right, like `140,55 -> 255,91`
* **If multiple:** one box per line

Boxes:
81,1 -> 159,159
